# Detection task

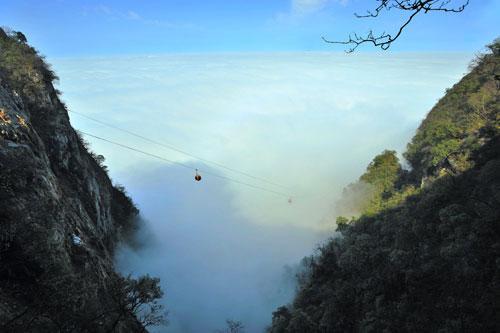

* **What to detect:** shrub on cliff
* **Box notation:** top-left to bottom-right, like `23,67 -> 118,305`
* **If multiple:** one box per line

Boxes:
0,27 -> 58,97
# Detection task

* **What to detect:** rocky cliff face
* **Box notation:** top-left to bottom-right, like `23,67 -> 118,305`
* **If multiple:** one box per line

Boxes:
0,30 -> 143,331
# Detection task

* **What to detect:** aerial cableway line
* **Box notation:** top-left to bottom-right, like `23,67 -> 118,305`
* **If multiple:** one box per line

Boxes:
69,110 -> 291,191
78,130 -> 293,198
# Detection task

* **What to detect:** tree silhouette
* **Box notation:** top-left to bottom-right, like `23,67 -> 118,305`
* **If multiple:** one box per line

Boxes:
323,0 -> 469,52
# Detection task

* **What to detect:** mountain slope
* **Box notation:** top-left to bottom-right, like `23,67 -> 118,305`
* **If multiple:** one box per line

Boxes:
269,40 -> 500,332
0,29 -> 158,332
405,41 -> 499,181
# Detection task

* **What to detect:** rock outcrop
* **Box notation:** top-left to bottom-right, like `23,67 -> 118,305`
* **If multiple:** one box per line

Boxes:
0,29 -> 143,332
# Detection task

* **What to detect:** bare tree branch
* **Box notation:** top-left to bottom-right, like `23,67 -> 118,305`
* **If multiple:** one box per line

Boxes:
323,0 -> 469,52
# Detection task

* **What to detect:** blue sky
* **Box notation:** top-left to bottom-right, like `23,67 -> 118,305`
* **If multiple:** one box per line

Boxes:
1,0 -> 499,56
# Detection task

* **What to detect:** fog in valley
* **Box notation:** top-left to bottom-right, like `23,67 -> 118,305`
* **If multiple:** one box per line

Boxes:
52,52 -> 471,332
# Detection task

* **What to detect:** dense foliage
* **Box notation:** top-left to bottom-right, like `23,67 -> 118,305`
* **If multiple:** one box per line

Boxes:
335,150 -> 418,218
269,39 -> 500,332
405,40 -> 500,180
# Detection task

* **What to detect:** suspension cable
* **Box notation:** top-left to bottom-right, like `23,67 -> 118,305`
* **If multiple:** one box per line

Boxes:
69,110 -> 291,191
79,130 -> 293,198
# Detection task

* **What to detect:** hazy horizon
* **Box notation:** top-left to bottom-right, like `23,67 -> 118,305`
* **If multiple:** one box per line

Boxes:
2,1 -> 498,57
46,51 -> 474,331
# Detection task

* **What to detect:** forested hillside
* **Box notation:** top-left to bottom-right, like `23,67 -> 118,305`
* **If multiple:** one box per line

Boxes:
269,39 -> 499,332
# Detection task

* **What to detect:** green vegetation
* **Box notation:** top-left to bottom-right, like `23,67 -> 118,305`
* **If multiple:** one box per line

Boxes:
335,150 -> 418,219
269,39 -> 500,332
0,27 -> 58,99
335,40 -> 498,221
405,39 -> 500,179
358,150 -> 405,215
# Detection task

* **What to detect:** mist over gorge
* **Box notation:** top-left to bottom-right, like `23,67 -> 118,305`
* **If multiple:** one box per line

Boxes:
50,53 -> 472,332
53,52 -> 472,229
1,0 -> 499,331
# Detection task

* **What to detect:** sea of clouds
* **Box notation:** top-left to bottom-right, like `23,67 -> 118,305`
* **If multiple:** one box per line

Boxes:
52,52 -> 471,332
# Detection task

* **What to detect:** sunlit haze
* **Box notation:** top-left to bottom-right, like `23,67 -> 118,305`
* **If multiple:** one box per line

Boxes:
2,0 -> 497,331
52,52 -> 471,331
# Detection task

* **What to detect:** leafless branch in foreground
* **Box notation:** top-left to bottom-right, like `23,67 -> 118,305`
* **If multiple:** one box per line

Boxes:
323,0 -> 469,53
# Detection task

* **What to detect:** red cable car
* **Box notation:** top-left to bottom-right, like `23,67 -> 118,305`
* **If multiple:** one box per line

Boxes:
195,169 -> 202,181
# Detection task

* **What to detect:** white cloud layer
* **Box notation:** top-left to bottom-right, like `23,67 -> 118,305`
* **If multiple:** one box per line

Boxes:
53,52 -> 471,230
52,52 -> 471,332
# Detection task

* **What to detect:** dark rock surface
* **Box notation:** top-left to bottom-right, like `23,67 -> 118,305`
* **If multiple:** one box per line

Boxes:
0,29 -> 141,332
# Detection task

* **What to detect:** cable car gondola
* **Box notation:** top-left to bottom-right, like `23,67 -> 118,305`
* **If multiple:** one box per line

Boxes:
194,169 -> 202,182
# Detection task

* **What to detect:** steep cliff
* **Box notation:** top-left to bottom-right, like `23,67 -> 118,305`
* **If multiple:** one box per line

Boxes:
269,40 -> 499,332
0,29 -> 148,331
